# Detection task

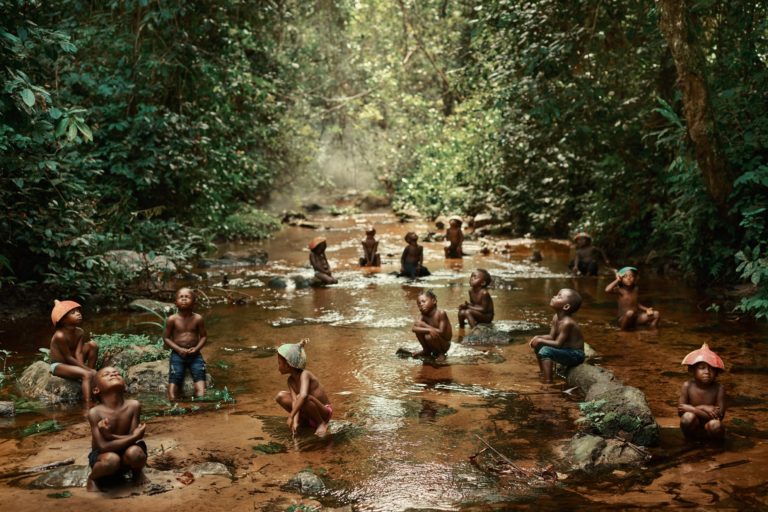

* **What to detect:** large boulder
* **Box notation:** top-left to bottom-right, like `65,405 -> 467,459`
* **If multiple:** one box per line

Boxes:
357,190 -> 391,210
566,364 -> 620,393
126,360 -> 212,395
18,361 -> 82,403
567,434 -> 606,470
104,250 -> 176,274
128,299 -> 176,314
566,435 -> 649,471
578,385 -> 660,446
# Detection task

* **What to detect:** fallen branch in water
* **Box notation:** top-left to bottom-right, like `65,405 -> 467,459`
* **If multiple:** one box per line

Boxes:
470,435 -> 557,485
0,458 -> 74,480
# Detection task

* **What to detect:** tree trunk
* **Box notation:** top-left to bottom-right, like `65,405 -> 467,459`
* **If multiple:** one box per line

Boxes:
655,0 -> 732,208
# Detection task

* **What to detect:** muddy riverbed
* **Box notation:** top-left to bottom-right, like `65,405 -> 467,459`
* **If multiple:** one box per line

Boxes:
1,211 -> 767,511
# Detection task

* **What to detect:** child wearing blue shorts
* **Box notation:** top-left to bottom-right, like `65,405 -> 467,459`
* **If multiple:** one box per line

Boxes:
529,288 -> 585,383
163,288 -> 207,400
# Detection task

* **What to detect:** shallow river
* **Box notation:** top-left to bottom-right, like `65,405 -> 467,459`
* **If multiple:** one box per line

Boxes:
1,211 -> 767,510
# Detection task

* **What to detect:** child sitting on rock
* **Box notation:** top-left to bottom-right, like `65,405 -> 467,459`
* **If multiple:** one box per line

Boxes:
444,216 -> 464,258
458,269 -> 494,328
400,232 -> 430,278
359,226 -> 381,267
605,266 -> 660,330
86,367 -> 147,491
49,299 -> 99,406
275,339 -> 332,436
678,344 -> 726,441
309,237 -> 338,284
529,288 -> 585,383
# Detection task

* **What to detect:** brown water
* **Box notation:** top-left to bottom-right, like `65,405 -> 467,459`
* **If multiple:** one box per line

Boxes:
1,211 -> 767,511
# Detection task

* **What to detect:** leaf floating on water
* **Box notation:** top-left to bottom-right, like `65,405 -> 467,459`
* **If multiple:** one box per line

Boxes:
253,442 -> 287,454
46,491 -> 71,499
20,420 -> 61,437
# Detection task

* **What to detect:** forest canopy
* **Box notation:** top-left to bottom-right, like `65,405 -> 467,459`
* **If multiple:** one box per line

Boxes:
1,0 -> 766,318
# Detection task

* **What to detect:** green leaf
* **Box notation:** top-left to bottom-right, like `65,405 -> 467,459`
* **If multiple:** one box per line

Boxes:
49,107 -> 62,120
76,121 -> 93,142
12,178 -> 24,189
20,89 -> 35,107
55,118 -> 68,137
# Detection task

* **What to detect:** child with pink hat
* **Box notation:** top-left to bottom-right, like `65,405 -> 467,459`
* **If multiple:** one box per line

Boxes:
49,299 -> 99,406
678,344 -> 726,441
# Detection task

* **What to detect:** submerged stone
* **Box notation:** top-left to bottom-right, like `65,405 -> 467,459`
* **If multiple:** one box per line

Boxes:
287,470 -> 326,494
30,465 -> 89,488
462,324 -> 513,345
186,462 -> 232,478
568,434 -> 606,470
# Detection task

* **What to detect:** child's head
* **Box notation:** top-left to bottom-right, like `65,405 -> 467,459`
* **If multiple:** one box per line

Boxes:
550,288 -> 582,314
92,366 -> 126,399
51,299 -> 82,328
417,289 -> 437,314
617,266 -> 638,286
470,269 -> 492,288
682,344 -> 724,383
365,226 -> 376,237
448,215 -> 463,228
175,288 -> 195,310
309,237 -> 327,253
405,232 -> 418,245
573,232 -> 591,247
277,338 -> 309,373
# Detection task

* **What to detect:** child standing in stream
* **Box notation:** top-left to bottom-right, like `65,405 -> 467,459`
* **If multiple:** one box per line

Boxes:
163,287 -> 208,401
275,339 -> 332,437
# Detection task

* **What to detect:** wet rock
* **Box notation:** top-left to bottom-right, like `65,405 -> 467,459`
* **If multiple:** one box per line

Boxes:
268,277 -> 288,289
290,274 -> 313,289
287,470 -> 326,494
18,361 -> 82,403
281,210 -> 306,223
462,324 -> 513,345
198,250 -> 268,268
357,190 -> 391,210
126,360 -> 213,395
104,250 -> 176,273
104,345 -> 167,371
434,216 -> 448,229
30,465 -> 89,488
0,401 -> 15,417
128,299 -> 176,315
568,434 -> 606,470
579,385 -> 659,446
566,364 -> 620,393
302,202 -> 324,212
529,250 -> 543,262
395,208 -> 421,222
594,438 -> 650,467
471,213 -> 495,229
185,462 -> 232,478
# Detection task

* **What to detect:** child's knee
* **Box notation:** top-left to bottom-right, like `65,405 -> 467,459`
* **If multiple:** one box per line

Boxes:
680,412 -> 697,428
275,391 -> 290,404
124,446 -> 147,467
98,452 -> 122,472
705,419 -> 723,436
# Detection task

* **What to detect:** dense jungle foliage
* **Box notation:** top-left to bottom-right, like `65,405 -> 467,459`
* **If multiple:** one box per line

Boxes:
2,1 -> 767,317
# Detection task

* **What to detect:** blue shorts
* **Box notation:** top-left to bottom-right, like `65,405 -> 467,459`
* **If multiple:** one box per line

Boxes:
536,346 -> 585,367
169,351 -> 206,386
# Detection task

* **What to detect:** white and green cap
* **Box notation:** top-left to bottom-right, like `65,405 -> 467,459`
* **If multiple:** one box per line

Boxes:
277,338 -> 309,369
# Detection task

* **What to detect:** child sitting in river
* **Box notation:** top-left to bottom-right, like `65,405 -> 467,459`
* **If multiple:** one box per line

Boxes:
444,216 -> 464,258
163,287 -> 207,401
605,266 -> 660,330
678,344 -> 726,441
309,237 -> 338,284
458,269 -> 494,329
408,290 -> 452,361
275,339 -> 332,436
359,226 -> 381,267
529,288 -> 585,383
86,367 -> 147,491
400,232 -> 430,278
569,232 -> 610,276
49,299 -> 99,406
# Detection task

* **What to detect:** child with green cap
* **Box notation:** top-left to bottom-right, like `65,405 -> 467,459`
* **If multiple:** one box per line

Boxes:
275,339 -> 332,436
605,266 -> 660,330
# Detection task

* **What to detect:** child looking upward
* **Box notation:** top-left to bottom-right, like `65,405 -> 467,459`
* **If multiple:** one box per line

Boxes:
86,367 -> 147,491
444,216 -> 464,258
163,288 -> 207,401
529,288 -> 585,383
359,226 -> 381,267
400,232 -> 430,278
309,237 -> 338,284
411,290 -> 452,361
605,266 -> 660,330
458,269 -> 494,328
275,339 -> 332,437
49,300 -> 99,406
678,344 -> 726,441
